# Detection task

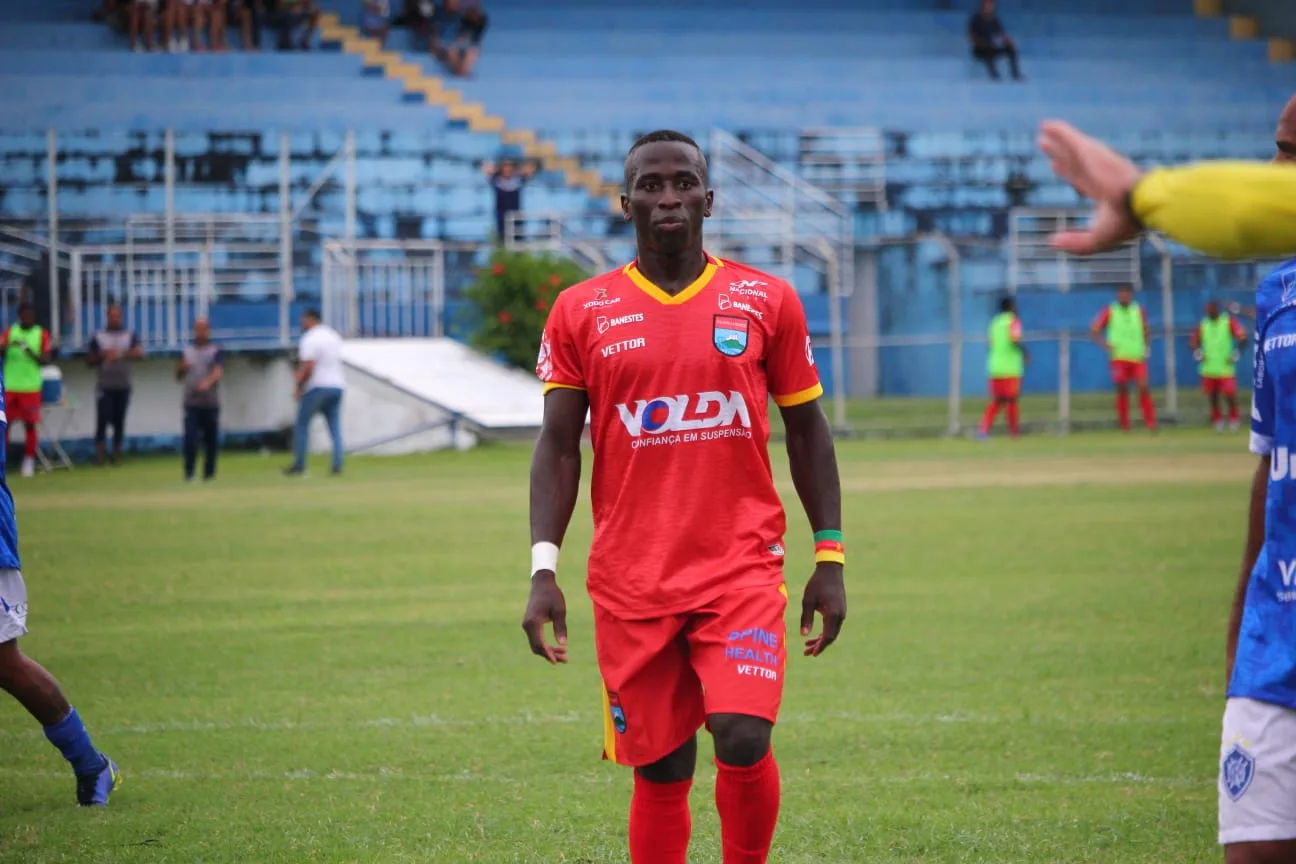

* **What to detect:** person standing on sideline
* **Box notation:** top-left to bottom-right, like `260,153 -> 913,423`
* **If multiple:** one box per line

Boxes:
1190,300 -> 1247,433
284,309 -> 345,477
1090,285 -> 1156,432
86,304 -> 144,465
483,159 -> 535,243
0,303 -> 51,477
177,317 -> 223,482
0,365 -> 121,805
978,296 -> 1027,438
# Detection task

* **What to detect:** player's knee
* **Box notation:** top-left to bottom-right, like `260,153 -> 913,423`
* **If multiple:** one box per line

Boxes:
709,714 -> 771,767
637,735 -> 697,784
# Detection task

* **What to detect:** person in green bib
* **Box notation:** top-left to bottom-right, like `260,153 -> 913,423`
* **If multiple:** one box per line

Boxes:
0,304 -> 51,478
1090,285 -> 1156,431
1189,299 -> 1247,433
978,296 -> 1027,437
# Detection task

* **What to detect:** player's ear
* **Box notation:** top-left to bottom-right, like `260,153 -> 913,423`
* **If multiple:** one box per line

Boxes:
621,193 -> 631,222
704,189 -> 713,218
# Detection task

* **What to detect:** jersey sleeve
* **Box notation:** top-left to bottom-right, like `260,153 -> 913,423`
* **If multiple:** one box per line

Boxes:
1251,328 -> 1275,456
40,331 -> 51,354
299,334 -> 319,363
1091,307 -> 1110,331
537,293 -> 584,394
1010,318 -> 1023,340
1132,162 -> 1296,260
1231,317 -> 1248,340
768,286 -> 823,407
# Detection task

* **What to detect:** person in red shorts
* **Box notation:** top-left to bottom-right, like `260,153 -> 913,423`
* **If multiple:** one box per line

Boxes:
0,304 -> 51,478
522,130 -> 846,864
1090,284 -> 1156,431
978,296 -> 1028,438
1190,299 -> 1247,433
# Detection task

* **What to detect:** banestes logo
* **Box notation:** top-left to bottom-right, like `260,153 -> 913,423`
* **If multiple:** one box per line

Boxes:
617,391 -> 752,446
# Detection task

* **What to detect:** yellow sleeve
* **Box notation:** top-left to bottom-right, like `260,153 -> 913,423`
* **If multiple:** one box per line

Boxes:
1130,162 -> 1296,259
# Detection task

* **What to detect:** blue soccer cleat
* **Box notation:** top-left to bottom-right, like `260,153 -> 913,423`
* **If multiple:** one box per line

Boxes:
76,756 -> 121,807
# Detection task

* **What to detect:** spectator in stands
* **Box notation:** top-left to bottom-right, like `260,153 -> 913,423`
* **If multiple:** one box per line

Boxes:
1,304 -> 52,479
968,0 -> 1022,81
86,304 -> 144,466
207,0 -> 230,52
285,309 -> 345,477
177,317 -> 223,483
233,0 -> 265,50
483,159 -> 535,243
433,0 -> 488,76
361,0 -> 392,48
401,0 -> 437,52
276,0 -> 321,50
129,0 -> 162,52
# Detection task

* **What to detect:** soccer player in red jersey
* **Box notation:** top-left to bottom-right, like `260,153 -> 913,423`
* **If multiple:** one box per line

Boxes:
1090,284 -> 1156,431
522,130 -> 846,864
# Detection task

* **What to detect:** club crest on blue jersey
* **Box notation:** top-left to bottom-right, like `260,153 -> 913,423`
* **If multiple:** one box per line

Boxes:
607,690 -> 627,734
1222,743 -> 1256,801
713,315 -> 749,357
1283,270 -> 1296,305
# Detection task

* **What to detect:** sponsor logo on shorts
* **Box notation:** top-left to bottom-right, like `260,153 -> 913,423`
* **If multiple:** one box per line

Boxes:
726,628 -> 780,678
0,595 -> 26,618
1222,742 -> 1256,802
607,690 -> 627,735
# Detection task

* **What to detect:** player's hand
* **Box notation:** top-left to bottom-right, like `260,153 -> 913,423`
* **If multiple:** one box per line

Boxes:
800,563 -> 846,657
1193,349 -> 1204,362
522,571 -> 568,664
1037,120 -> 1144,255
1231,350 -> 1241,364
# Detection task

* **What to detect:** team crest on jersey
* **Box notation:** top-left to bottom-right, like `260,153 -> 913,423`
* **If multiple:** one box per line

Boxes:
535,333 -> 553,381
607,690 -> 627,734
713,315 -> 749,357
1284,270 -> 1296,304
1221,742 -> 1256,801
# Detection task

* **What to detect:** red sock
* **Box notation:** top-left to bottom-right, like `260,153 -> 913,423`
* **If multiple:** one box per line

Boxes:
1006,401 -> 1020,436
24,425 -> 37,460
1116,392 -> 1130,430
629,775 -> 691,864
716,752 -> 780,864
1211,404 -> 1222,424
979,402 -> 999,435
1140,392 -> 1156,430
1229,402 -> 1240,423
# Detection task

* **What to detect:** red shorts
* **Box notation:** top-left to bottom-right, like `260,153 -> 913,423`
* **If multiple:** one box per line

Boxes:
1110,360 -> 1149,386
989,377 -> 1021,400
594,582 -> 788,767
1202,376 -> 1238,397
4,392 -> 40,426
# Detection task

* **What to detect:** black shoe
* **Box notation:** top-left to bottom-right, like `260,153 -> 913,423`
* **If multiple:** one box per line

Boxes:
282,466 -> 305,477
330,467 -> 342,476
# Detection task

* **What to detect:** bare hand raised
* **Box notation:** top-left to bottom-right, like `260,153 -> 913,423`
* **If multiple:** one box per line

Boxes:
1037,121 -> 1145,255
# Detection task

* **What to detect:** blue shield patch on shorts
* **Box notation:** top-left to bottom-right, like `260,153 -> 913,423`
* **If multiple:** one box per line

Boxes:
1222,743 -> 1256,802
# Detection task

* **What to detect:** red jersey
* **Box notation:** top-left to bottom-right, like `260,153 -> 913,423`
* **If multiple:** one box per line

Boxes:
536,254 -> 822,620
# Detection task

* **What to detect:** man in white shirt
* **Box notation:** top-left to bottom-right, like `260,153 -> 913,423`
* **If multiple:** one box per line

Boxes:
284,308 -> 346,476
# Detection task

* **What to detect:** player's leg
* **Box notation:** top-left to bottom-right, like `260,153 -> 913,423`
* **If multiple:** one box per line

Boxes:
93,389 -> 111,465
110,389 -> 130,462
1205,378 -> 1223,430
1135,365 -> 1157,430
182,405 -> 200,480
978,379 -> 1001,437
1219,698 -> 1296,863
321,389 -> 343,474
1005,377 -> 1021,436
1110,361 -> 1131,430
1224,377 -> 1241,431
691,583 -> 788,864
0,571 -> 119,805
201,406 -> 219,479
594,603 -> 703,864
20,395 -> 40,476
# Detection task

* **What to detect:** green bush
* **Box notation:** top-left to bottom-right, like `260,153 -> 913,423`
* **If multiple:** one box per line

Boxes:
463,250 -> 590,371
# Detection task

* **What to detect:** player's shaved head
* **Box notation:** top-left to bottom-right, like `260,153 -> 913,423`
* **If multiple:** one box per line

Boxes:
624,130 -> 707,191
1276,95 -> 1296,164
1206,299 -> 1220,318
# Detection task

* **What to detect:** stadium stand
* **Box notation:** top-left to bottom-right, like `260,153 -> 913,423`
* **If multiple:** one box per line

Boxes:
0,0 -> 1294,422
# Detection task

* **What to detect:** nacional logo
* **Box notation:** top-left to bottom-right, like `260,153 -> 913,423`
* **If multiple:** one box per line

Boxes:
596,312 -> 645,335
728,280 -> 770,300
582,285 -> 623,310
606,690 -> 627,735
1221,742 -> 1256,802
616,390 -> 753,446
713,314 -> 750,357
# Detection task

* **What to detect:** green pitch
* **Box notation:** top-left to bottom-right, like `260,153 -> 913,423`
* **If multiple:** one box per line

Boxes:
0,429 -> 1253,862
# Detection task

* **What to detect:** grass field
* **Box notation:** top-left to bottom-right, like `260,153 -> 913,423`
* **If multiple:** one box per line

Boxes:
0,429 -> 1257,863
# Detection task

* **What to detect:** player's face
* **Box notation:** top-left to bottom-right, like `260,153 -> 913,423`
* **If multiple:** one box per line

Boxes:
18,309 -> 33,327
194,318 -> 211,343
1206,301 -> 1220,318
107,306 -> 123,329
1117,288 -> 1132,306
622,142 -> 713,254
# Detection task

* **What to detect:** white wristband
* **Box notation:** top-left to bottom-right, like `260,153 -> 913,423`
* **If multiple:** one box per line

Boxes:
531,542 -> 560,578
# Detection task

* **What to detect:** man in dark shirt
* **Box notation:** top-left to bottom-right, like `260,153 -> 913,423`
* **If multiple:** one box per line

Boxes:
968,0 -> 1022,81
86,303 -> 144,465
176,317 -> 223,482
483,158 -> 535,243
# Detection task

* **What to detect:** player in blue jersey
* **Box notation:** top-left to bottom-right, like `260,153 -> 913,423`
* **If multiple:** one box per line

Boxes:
0,373 -> 120,806
1219,98 -> 1296,862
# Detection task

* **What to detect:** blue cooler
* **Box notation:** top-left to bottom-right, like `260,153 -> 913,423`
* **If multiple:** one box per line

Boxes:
40,366 -> 62,405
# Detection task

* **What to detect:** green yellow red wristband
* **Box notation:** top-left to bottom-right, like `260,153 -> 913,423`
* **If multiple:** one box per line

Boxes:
813,530 -> 845,565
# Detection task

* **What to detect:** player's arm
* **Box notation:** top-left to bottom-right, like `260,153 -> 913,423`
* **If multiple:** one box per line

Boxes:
780,399 -> 847,656
125,333 -> 144,360
1228,455 -> 1268,684
1089,309 -> 1109,351
85,335 -> 103,367
1012,317 -> 1029,365
200,350 -> 224,391
522,388 -> 586,665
